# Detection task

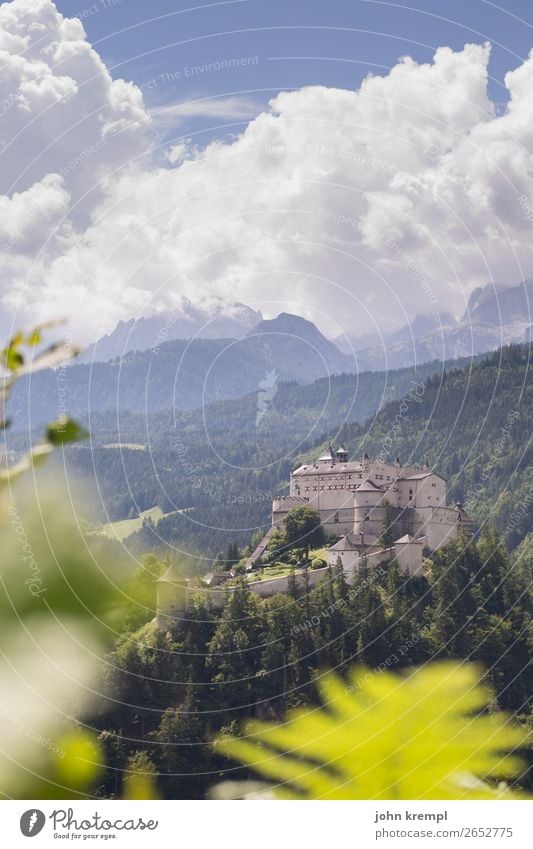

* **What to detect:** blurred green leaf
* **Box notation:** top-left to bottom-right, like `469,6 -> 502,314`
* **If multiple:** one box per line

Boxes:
215,662 -> 531,800
55,730 -> 104,787
46,417 -> 88,446
0,443 -> 55,485
16,341 -> 81,376
2,346 -> 24,371
25,328 -> 42,346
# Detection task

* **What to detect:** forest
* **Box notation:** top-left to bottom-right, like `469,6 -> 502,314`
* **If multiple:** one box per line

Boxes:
90,528 -> 532,799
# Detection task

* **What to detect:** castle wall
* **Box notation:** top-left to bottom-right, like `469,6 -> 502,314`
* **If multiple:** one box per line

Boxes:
394,541 -> 424,576
273,492 -> 355,536
157,564 -> 352,622
366,547 -> 395,568
327,547 -> 358,573
353,505 -> 414,539
414,506 -> 460,550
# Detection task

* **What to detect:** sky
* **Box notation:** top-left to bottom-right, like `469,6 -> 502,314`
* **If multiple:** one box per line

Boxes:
2,0 -> 533,343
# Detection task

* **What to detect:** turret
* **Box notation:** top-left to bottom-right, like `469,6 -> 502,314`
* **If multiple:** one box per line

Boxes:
335,445 -> 348,463
318,444 -> 336,465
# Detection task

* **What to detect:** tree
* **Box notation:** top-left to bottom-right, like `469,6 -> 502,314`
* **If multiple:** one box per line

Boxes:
123,751 -> 158,800
356,582 -> 390,666
333,555 -> 349,601
225,541 -> 240,569
380,499 -> 395,548
428,535 -> 478,657
284,506 -> 325,561
207,580 -> 266,710
151,700 -> 208,800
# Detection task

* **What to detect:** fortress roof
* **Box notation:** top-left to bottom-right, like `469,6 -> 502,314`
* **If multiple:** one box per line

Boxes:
157,565 -> 186,584
329,533 -> 370,551
399,471 -> 446,481
357,479 -> 384,492
292,458 -> 432,477
293,460 -> 364,475
395,534 -> 423,544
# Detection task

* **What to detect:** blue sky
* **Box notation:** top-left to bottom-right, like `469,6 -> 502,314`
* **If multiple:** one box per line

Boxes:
54,0 -> 533,128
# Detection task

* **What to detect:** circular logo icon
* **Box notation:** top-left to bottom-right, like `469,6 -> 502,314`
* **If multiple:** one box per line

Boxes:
20,810 -> 46,837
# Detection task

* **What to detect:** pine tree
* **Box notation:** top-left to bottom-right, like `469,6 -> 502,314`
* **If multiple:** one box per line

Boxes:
207,580 -> 266,711
380,499 -> 395,549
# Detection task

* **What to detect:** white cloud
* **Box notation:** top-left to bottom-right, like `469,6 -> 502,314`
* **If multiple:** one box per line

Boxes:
2,1 -> 533,343
0,0 -> 149,201
151,95 -> 262,128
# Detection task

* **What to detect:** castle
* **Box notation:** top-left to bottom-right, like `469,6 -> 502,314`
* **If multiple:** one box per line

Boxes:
273,447 -> 472,552
156,449 -> 472,627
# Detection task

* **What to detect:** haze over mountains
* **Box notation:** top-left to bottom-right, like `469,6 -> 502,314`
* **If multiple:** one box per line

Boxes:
80,300 -> 263,363
338,280 -> 533,369
83,280 -> 532,372
8,313 -> 357,426
7,280 -> 532,428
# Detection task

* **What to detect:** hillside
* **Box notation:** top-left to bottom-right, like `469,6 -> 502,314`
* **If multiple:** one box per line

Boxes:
325,344 -> 532,550
27,346 -> 530,561
32,357 -> 450,560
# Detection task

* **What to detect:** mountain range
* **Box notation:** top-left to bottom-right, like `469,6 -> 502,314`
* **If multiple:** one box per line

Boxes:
8,312 -> 356,426
83,281 -> 532,373
7,280 -> 532,427
79,300 -> 263,363
343,280 -> 533,370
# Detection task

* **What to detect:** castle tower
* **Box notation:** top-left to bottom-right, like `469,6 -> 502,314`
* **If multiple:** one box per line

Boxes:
318,444 -> 336,466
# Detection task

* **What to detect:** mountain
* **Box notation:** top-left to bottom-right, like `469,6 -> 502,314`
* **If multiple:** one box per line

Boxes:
386,312 -> 457,346
80,300 -> 263,363
246,312 -> 354,380
352,282 -> 533,370
464,279 -> 533,326
8,313 -> 355,426
334,312 -> 457,355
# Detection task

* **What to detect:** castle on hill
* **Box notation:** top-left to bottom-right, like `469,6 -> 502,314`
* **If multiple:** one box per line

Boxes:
156,449 -> 472,627
273,446 -> 472,552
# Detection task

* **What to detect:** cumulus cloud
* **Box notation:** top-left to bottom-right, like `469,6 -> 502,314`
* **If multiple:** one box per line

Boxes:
0,0 -> 149,201
2,0 -> 533,343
